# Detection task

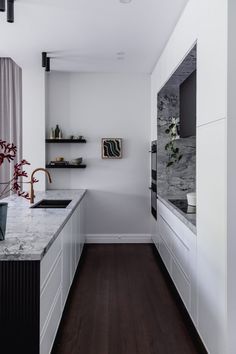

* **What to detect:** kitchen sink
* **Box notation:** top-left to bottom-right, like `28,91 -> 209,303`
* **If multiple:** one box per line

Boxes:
31,199 -> 72,209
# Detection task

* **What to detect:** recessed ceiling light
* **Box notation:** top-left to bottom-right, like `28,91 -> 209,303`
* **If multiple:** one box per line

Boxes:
117,52 -> 125,56
120,0 -> 132,3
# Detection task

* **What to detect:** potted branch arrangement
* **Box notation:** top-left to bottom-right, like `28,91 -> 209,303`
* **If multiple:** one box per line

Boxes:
165,117 -> 183,167
0,140 -> 38,241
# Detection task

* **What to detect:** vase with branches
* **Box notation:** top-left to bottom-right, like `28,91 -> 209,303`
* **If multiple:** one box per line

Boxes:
0,139 -> 38,240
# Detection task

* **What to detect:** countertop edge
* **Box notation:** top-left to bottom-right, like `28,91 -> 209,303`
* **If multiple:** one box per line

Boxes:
157,194 -> 197,235
39,190 -> 87,260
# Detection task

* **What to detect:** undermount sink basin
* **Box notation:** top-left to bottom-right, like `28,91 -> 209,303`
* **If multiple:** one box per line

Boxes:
31,199 -> 72,209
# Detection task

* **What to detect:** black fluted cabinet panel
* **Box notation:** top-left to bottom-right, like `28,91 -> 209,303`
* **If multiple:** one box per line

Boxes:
0,261 -> 40,354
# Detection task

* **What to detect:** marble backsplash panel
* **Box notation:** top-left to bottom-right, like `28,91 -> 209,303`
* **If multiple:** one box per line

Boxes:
157,86 -> 196,197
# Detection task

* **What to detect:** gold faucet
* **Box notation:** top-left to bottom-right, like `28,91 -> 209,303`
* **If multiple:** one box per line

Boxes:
29,168 -> 52,204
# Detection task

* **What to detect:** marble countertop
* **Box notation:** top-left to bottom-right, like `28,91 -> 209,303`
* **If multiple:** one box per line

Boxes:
0,189 -> 86,261
157,193 -> 196,235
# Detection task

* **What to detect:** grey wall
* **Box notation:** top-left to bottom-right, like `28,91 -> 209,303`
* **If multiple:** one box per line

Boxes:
46,72 -> 152,238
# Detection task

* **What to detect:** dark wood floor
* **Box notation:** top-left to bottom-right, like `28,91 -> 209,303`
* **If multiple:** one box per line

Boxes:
52,244 -> 203,354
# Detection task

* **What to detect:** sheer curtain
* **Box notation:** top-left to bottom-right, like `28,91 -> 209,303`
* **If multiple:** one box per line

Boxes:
0,58 -> 22,194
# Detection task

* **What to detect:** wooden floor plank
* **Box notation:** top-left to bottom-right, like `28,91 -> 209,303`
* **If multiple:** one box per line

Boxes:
52,244 -> 204,354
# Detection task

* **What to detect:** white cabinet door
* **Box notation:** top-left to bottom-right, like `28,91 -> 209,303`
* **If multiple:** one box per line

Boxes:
155,199 -> 197,324
79,200 -> 86,254
151,219 -> 159,250
62,219 -> 72,307
71,204 -> 81,272
40,288 -> 62,354
159,235 -> 172,275
75,205 -> 81,267
71,210 -> 77,278
172,257 -> 191,310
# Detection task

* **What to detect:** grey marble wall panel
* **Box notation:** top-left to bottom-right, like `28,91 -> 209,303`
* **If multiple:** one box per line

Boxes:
157,78 -> 196,198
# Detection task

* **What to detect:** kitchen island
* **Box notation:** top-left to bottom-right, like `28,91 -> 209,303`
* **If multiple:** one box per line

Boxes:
0,189 -> 86,354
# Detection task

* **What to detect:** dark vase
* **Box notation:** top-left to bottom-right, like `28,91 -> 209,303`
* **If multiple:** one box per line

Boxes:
0,203 -> 8,241
55,124 -> 60,138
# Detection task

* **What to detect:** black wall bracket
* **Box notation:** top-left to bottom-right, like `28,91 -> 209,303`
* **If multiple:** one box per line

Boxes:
42,52 -> 51,72
0,0 -> 15,23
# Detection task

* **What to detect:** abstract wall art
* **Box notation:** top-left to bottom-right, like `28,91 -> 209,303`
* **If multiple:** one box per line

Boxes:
101,138 -> 122,159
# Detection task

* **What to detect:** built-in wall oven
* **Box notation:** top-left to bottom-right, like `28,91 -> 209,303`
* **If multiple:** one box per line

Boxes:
150,140 -> 157,219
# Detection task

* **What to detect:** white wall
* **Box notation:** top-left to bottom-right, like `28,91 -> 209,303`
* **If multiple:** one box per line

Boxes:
151,0 -> 227,353
46,72 -> 152,240
22,64 -> 46,191
227,1 -> 236,352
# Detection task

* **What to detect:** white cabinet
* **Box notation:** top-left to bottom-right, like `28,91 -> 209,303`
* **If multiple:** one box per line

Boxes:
153,199 -> 197,325
71,204 -> 81,275
62,220 -> 72,307
40,197 -> 86,354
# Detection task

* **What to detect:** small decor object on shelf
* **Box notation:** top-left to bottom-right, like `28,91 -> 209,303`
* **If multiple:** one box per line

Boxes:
102,138 -> 122,159
55,124 -> 61,139
49,160 -> 69,166
165,117 -> 182,167
55,157 -> 64,162
0,139 -> 38,240
50,128 -> 55,139
70,157 -> 83,165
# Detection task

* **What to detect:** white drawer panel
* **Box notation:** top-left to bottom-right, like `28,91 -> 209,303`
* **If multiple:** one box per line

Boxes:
159,215 -> 190,279
158,215 -> 172,251
40,288 -> 62,354
172,258 -> 191,311
172,230 -> 190,279
152,233 -> 159,250
159,236 -> 171,274
157,199 -> 195,247
40,255 -> 62,333
41,233 -> 62,291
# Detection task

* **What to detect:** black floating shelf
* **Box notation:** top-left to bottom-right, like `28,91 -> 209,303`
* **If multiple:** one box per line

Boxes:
46,139 -> 87,143
46,164 -> 87,169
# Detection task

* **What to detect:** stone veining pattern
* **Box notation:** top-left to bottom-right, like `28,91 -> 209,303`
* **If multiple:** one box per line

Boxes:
157,46 -> 196,198
0,189 -> 86,261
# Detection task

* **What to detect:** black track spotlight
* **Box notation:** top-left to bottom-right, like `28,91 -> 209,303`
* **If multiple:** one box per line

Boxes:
7,0 -> 14,23
42,52 -> 47,68
46,57 -> 50,72
0,0 -> 6,12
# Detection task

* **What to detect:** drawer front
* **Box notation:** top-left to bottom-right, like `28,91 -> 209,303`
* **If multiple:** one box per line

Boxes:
159,215 -> 190,279
40,255 -> 62,333
41,233 -> 62,291
159,236 -> 171,274
62,221 -> 72,308
158,215 -> 172,250
152,228 -> 159,250
40,288 -> 62,354
172,229 -> 190,279
172,258 -> 191,311
157,200 -> 195,247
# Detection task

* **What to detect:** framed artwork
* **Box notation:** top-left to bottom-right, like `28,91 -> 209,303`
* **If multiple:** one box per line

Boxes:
101,138 -> 122,159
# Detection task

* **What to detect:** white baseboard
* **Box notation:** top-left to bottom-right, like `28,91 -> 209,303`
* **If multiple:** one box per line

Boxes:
85,234 -> 153,244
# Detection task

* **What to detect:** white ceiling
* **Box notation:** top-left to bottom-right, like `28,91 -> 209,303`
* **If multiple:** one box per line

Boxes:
0,0 -> 189,73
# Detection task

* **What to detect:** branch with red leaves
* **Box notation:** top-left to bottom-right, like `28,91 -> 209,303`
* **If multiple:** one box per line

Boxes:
0,140 -> 38,199
0,140 -> 17,166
